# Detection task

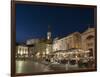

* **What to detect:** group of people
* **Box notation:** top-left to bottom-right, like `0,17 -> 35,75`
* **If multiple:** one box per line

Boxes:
44,55 -> 95,68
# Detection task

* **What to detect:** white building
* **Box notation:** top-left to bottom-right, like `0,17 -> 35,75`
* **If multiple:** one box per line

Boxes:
53,32 -> 81,52
26,38 -> 40,45
16,45 -> 28,58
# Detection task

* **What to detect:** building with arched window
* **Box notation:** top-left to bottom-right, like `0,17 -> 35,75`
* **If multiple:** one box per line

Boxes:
52,27 -> 95,63
81,27 -> 95,58
53,32 -> 81,52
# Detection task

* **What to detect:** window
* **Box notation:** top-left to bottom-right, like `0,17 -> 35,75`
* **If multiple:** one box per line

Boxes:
67,44 -> 69,49
19,48 -> 21,51
86,35 -> 94,40
87,43 -> 93,47
88,48 -> 93,57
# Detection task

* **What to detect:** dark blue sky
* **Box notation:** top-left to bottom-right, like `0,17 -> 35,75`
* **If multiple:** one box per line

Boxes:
16,3 -> 95,43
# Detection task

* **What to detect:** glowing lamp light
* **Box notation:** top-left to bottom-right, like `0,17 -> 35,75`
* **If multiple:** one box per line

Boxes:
20,51 -> 23,55
18,50 -> 20,54
24,50 -> 26,54
36,52 -> 40,57
46,48 -> 49,54
46,51 -> 49,54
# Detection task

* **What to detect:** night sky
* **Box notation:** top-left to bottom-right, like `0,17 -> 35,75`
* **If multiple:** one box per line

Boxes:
16,3 -> 95,43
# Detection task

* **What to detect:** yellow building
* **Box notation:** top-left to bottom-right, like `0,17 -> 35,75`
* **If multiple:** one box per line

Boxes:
81,27 -> 95,58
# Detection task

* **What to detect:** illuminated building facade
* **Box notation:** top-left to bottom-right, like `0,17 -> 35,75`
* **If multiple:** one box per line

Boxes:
16,25 -> 95,64
27,45 -> 35,58
35,42 -> 47,60
16,45 -> 28,58
26,38 -> 42,59
52,27 -> 95,64
53,32 -> 81,52
81,27 -> 95,58
26,38 -> 40,45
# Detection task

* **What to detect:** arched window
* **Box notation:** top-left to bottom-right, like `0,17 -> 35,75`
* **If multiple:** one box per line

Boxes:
86,35 -> 94,40
74,33 -> 81,48
86,35 -> 94,47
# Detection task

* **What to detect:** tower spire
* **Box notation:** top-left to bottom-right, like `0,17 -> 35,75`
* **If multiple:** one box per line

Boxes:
48,25 -> 51,32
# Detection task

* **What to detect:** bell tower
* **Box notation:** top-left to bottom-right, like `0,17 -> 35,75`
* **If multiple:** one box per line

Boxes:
46,25 -> 52,55
47,25 -> 51,40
